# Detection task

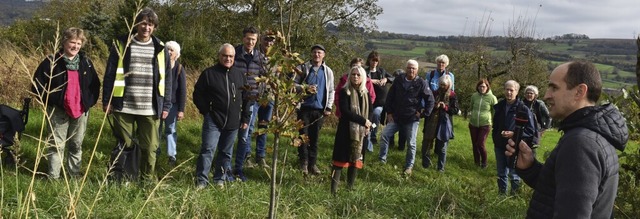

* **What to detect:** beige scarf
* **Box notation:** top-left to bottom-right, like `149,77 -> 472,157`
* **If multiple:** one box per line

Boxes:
348,86 -> 369,162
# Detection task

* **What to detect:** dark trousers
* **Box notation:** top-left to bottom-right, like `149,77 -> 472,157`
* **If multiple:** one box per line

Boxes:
297,109 -> 325,167
469,124 -> 490,166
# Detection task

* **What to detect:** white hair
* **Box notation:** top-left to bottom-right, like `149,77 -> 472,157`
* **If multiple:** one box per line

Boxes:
344,66 -> 368,96
165,41 -> 181,59
435,54 -> 449,66
406,59 -> 419,68
218,43 -> 235,54
525,85 -> 539,95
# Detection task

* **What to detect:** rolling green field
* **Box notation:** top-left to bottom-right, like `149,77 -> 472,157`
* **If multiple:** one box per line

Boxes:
370,38 -> 636,89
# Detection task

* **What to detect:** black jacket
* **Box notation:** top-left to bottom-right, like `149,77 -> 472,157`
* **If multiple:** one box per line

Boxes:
517,104 -> 628,219
492,98 -> 536,149
32,51 -> 101,112
384,74 -> 434,124
365,66 -> 393,107
193,63 -> 250,130
169,63 -> 187,112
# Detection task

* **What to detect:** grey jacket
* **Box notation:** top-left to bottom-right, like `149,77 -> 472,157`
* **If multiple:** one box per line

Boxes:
517,104 -> 628,219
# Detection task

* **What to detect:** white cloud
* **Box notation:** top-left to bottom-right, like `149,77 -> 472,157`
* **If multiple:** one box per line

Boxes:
376,0 -> 640,39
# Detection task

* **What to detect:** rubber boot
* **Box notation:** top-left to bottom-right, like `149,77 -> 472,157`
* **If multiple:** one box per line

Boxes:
347,166 -> 358,190
331,166 -> 342,196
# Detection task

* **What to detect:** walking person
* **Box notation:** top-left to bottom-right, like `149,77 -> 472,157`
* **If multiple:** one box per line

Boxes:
32,27 -> 101,179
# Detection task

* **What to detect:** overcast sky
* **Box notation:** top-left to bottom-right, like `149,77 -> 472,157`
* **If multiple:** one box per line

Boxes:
376,0 -> 640,39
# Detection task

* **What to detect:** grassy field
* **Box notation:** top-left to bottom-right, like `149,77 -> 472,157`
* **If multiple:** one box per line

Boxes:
2,107 -> 637,218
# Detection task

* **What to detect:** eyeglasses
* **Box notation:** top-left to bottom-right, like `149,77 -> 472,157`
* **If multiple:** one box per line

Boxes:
350,74 -> 361,77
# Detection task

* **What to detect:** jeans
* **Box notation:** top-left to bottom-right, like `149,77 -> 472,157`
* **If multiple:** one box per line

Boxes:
469,124 -> 490,166
46,106 -> 88,179
195,114 -> 238,186
254,102 -> 273,159
378,121 -> 419,169
234,103 -> 258,171
494,146 -> 521,193
297,109 -> 325,167
422,138 -> 448,171
370,106 -> 383,141
164,105 -> 179,158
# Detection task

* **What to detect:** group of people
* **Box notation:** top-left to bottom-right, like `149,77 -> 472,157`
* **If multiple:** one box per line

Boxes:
28,6 -> 629,218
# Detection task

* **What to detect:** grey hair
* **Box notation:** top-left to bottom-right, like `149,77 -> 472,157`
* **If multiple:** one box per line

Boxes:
218,43 -> 235,54
406,59 -> 419,68
504,80 -> 520,91
525,85 -> 539,95
439,74 -> 452,89
435,54 -> 449,66
165,41 -> 181,59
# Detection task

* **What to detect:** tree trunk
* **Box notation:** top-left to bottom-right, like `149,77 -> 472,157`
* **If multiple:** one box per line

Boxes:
268,133 -> 280,219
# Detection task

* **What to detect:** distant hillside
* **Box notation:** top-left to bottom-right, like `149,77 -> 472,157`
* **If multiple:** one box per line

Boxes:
0,0 -> 46,26
365,34 -> 637,89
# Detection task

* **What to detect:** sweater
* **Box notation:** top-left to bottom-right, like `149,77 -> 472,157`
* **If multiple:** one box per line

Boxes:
469,90 -> 498,127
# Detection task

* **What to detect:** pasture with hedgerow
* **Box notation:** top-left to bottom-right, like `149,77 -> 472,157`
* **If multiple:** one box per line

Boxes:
1,0 -> 640,218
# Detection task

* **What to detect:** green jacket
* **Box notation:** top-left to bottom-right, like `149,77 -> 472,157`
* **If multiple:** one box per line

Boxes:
469,89 -> 497,127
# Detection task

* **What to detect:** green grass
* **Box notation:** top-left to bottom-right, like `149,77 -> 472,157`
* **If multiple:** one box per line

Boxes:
1,108 -> 637,218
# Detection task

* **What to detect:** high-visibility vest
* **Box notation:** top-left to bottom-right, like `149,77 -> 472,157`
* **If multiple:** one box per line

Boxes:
113,40 -> 166,97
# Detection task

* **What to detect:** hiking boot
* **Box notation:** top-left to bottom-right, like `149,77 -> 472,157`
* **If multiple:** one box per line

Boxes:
256,157 -> 269,168
309,165 -> 322,175
300,161 -> 309,175
168,156 -> 177,167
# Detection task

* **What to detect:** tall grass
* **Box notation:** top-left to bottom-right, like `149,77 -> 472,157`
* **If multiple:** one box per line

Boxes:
2,105 -> 598,217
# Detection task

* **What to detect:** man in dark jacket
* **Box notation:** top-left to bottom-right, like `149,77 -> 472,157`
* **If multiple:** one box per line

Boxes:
193,43 -> 250,189
507,61 -> 628,218
233,26 -> 265,181
102,8 -> 172,180
378,59 -> 434,177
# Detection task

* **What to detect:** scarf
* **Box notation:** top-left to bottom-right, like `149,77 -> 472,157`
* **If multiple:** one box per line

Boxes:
424,88 -> 451,141
63,55 -> 80,70
348,86 -> 369,162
